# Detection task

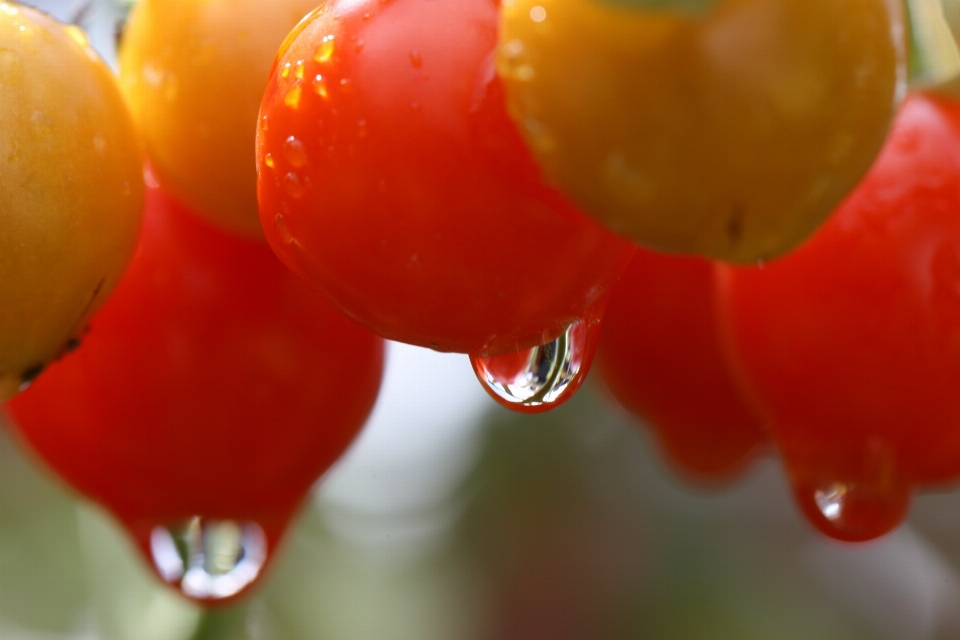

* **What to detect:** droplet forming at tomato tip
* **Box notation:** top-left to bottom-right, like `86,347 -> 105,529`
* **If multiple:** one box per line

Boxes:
144,516 -> 269,603
470,317 -> 600,413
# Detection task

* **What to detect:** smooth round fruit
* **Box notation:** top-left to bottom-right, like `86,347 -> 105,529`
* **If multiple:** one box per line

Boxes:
256,0 -> 635,357
498,0 -> 906,262
118,0 -> 321,238
6,182 -> 385,602
717,92 -> 960,541
596,249 -> 766,481
0,2 -> 143,401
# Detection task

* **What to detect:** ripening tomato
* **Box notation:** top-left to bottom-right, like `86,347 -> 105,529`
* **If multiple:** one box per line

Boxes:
256,0 -> 635,358
596,249 -> 767,481
717,92 -> 960,542
0,2 -> 143,402
6,182 -> 385,604
118,0 -> 321,238
498,0 -> 906,263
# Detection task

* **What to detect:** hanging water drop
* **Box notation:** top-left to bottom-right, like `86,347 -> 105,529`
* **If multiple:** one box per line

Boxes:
470,318 -> 600,413
149,516 -> 268,602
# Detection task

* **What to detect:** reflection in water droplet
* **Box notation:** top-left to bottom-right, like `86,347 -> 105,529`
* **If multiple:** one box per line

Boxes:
357,119 -> 368,138
408,50 -> 423,68
314,35 -> 335,63
0,47 -> 22,85
355,39 -> 365,53
280,62 -> 292,79
294,60 -> 305,80
264,153 -> 275,169
470,319 -> 599,413
284,83 -> 302,109
275,213 -> 293,243
149,517 -> 267,601
313,74 -> 328,99
283,136 -> 307,167
284,172 -> 304,198
814,482 -> 847,521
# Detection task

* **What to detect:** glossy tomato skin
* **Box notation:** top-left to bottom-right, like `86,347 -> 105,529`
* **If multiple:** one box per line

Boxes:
257,0 -> 635,357
596,250 -> 767,481
6,182 -> 385,596
717,93 -> 960,541
498,0 -> 906,263
118,0 -> 321,238
0,3 -> 143,401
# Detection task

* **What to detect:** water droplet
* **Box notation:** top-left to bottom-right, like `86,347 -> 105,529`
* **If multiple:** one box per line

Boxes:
363,12 -> 371,20
354,39 -> 365,53
0,47 -> 23,85
294,61 -> 305,80
356,119 -> 368,138
284,172 -> 304,198
29,110 -> 52,138
284,83 -> 302,109
149,517 -> 268,602
410,101 -> 421,112
314,35 -> 335,63
0,3 -> 19,16
470,319 -> 599,413
312,74 -> 328,99
283,136 -> 307,167
274,213 -> 293,243
280,62 -> 292,78
264,153 -> 275,169
408,50 -> 423,68
260,114 -> 269,133
790,442 -> 911,542
64,24 -> 88,48
339,77 -> 351,91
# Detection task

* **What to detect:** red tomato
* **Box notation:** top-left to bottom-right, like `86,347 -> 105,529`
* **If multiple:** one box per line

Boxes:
6,181 -> 385,603
256,0 -> 635,358
717,92 -> 960,542
596,250 -> 767,481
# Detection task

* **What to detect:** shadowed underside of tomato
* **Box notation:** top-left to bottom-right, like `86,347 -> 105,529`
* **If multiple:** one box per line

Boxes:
595,250 -> 767,481
0,2 -> 143,401
717,92 -> 960,542
256,0 -> 635,357
498,0 -> 906,263
6,184 -> 385,603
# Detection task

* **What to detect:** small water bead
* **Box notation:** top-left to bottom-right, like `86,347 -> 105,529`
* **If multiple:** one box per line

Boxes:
294,61 -> 305,80
284,172 -> 304,198
313,75 -> 329,99
283,136 -> 307,167
408,50 -> 423,68
470,318 -> 600,413
284,83 -> 302,109
29,110 -> 52,138
792,471 -> 911,542
149,517 -> 268,602
274,213 -> 293,243
280,62 -> 292,79
264,153 -> 275,169
314,35 -> 335,64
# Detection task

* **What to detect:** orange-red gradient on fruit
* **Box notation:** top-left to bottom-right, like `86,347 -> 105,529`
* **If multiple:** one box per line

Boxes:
119,0 -> 321,238
0,2 -> 143,401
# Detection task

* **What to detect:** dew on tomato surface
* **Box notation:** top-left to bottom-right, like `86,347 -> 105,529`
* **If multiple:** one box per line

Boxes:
314,35 -> 335,63
284,83 -> 302,109
264,152 -> 275,169
313,75 -> 329,98
149,516 -> 268,602
470,318 -> 600,414
408,49 -> 422,68
274,212 -> 293,243
282,135 -> 307,167
283,172 -> 304,198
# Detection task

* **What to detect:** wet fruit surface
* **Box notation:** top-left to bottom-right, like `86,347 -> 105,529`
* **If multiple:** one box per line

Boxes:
6,183 -> 385,603
498,0 -> 906,262
0,2 -> 143,401
118,0 -> 321,238
256,0 -> 635,357
717,92 -> 960,541
596,249 -> 767,480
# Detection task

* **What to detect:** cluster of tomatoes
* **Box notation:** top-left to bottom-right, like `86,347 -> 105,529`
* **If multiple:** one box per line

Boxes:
0,0 -> 956,604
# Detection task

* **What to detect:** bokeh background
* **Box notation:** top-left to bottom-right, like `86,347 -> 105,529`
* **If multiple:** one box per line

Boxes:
6,1 -> 960,639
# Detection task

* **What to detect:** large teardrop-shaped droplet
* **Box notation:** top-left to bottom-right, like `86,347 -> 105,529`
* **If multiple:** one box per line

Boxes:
148,516 -> 268,602
470,318 -> 600,413
787,443 -> 911,542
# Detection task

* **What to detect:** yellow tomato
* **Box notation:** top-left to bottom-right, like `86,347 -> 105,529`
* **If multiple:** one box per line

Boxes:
118,0 -> 322,238
0,2 -> 143,401
498,0 -> 906,262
